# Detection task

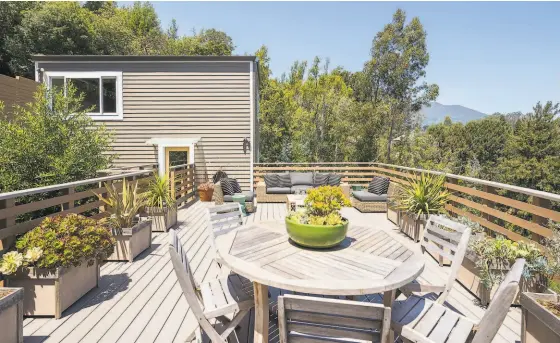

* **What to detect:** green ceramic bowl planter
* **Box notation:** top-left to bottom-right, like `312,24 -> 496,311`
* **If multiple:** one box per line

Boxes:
285,185 -> 351,249
285,217 -> 348,248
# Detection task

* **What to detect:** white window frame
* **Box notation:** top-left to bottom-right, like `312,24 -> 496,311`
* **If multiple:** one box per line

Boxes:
44,71 -> 123,120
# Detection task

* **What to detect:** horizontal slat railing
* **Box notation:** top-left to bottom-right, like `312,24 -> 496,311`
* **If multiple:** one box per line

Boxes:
253,162 -> 560,248
169,163 -> 196,207
0,170 -> 155,254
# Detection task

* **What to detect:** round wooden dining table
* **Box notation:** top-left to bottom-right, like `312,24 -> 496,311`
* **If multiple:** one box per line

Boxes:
215,220 -> 425,343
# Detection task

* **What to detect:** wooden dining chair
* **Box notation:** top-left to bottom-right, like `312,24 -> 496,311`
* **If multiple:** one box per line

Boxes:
277,294 -> 392,343
392,258 -> 525,343
168,229 -> 254,343
206,203 -> 244,265
399,215 -> 472,304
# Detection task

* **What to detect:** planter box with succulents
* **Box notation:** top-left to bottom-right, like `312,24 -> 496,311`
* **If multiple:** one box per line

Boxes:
144,206 -> 176,232
0,287 -> 24,343
521,292 -> 560,343
0,215 -> 114,319
96,179 -> 153,262
7,261 -> 99,318
400,212 -> 427,242
457,251 -> 547,306
394,173 -> 450,243
143,174 -> 178,232
108,220 -> 152,262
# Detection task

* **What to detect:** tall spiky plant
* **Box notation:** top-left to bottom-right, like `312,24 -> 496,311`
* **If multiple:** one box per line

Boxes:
94,179 -> 146,228
145,173 -> 175,208
396,172 -> 451,218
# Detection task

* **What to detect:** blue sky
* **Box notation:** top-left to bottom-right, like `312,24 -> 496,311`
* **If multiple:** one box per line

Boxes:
151,1 -> 560,114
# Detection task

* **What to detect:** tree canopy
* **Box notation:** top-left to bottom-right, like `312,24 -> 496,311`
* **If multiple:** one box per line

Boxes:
0,1 -> 235,77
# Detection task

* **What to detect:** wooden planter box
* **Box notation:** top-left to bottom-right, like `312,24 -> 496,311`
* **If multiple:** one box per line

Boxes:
6,261 -> 99,319
521,292 -> 560,343
107,220 -> 152,262
457,253 -> 547,306
0,288 -> 24,342
400,213 -> 426,242
145,205 -> 177,232
386,203 -> 400,226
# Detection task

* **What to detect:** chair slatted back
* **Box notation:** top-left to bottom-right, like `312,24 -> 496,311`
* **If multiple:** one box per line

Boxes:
421,215 -> 472,303
472,258 -> 525,343
169,229 -> 226,342
278,294 -> 391,343
206,203 -> 244,251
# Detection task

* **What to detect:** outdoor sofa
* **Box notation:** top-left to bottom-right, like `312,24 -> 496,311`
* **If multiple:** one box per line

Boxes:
256,172 -> 351,203
352,177 -> 399,213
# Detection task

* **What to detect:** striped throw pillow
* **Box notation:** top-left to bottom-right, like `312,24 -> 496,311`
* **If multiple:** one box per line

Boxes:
264,174 -> 280,188
327,174 -> 342,186
232,179 -> 242,193
220,178 -> 236,195
278,173 -> 292,187
368,177 -> 390,195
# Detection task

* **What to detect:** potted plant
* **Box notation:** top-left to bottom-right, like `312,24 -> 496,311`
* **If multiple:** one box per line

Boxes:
396,172 -> 451,242
285,186 -> 351,248
95,180 -> 152,262
144,174 -> 177,232
0,214 -> 114,318
520,223 -> 560,343
458,234 -> 549,306
197,181 -> 214,202
0,287 -> 24,342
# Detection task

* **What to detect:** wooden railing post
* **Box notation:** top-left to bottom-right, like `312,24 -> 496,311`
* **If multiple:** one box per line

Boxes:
531,196 -> 551,244
170,169 -> 176,202
0,198 -> 16,252
61,187 -> 75,211
483,185 -> 498,237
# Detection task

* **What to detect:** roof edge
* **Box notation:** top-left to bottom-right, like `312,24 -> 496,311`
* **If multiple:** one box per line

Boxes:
32,55 -> 257,63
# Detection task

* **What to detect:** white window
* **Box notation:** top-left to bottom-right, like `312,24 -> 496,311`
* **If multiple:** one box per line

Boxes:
45,71 -> 123,120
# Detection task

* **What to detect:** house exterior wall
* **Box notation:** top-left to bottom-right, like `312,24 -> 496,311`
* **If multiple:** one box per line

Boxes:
36,61 -> 256,191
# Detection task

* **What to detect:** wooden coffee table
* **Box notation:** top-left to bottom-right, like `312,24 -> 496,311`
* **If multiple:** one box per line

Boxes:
286,194 -> 305,211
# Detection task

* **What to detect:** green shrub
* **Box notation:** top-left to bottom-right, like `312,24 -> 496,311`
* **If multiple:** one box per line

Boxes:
396,172 -> 451,218
287,186 -> 351,226
1,214 -> 115,272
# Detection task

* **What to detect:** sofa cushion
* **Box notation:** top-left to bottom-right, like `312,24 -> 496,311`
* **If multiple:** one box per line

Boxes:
313,173 -> 329,187
291,185 -> 313,194
368,176 -> 390,195
266,187 -> 292,194
278,173 -> 292,187
220,178 -> 237,196
224,191 -> 255,202
290,172 -> 313,186
353,191 -> 387,202
327,173 -> 342,186
264,174 -> 280,188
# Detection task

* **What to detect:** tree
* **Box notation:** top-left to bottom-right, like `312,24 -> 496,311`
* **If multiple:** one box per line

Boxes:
0,85 -> 114,192
499,101 -> 560,193
0,1 -> 37,76
167,18 -> 179,40
125,2 -> 163,54
364,9 -> 439,162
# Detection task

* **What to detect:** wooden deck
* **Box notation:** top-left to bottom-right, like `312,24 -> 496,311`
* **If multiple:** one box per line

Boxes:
23,202 -> 522,343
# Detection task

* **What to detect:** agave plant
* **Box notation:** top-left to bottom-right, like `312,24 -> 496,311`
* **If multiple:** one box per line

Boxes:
94,179 -> 146,228
145,173 -> 175,209
396,172 -> 451,218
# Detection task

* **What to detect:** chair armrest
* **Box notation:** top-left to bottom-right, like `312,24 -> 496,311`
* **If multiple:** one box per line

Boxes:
212,182 -> 224,204
256,182 -> 267,198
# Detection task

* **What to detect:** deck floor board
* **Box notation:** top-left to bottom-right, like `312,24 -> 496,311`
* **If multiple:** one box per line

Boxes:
23,202 -> 521,343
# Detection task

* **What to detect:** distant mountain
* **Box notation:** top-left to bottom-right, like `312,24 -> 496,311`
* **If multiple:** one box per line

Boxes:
419,102 -> 487,125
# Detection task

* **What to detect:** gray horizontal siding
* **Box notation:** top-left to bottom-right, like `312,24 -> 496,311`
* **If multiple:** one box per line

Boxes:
38,61 -> 253,191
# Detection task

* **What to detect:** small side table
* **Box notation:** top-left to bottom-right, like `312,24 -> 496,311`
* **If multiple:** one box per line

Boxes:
231,194 -> 247,216
286,194 -> 306,212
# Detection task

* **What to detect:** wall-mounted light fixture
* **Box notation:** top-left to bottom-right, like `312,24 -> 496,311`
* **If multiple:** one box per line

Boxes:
243,137 -> 251,154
